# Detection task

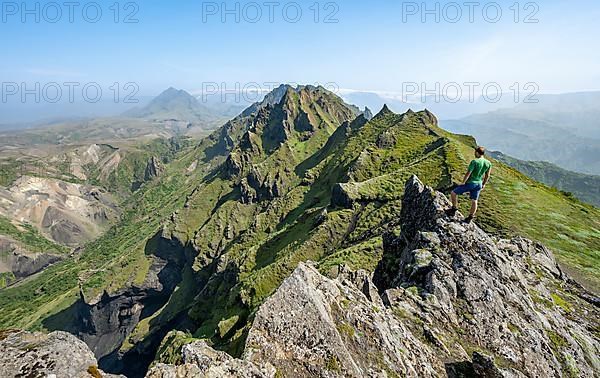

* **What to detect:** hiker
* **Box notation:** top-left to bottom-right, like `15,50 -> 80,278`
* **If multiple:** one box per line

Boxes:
446,146 -> 492,223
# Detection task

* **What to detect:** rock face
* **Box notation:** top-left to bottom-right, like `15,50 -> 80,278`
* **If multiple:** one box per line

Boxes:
0,236 -> 62,280
0,330 -> 123,378
145,156 -> 165,181
50,232 -> 191,376
147,341 -> 275,378
374,176 -> 600,377
243,262 -> 441,377
152,176 -> 599,377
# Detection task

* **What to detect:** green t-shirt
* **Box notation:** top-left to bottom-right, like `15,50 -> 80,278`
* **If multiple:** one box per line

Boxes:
467,158 -> 492,184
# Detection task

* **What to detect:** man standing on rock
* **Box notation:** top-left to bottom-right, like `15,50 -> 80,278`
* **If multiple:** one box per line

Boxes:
446,146 -> 492,223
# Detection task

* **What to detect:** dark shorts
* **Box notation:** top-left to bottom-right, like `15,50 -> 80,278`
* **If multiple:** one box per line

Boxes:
453,182 -> 483,200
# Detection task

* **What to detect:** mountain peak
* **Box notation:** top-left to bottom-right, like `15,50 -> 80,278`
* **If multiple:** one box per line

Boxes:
240,84 -> 293,117
123,87 -> 216,123
421,108 -> 438,126
374,104 -> 393,118
155,87 -> 195,101
223,85 -> 361,203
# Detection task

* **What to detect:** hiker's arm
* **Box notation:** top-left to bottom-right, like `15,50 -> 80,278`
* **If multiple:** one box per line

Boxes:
482,168 -> 492,187
462,170 -> 472,185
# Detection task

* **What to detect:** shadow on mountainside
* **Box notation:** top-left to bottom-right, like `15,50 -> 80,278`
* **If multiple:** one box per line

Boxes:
42,230 -> 198,377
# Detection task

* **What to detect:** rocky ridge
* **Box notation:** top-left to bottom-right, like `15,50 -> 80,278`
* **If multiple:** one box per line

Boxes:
223,85 -> 359,204
148,176 -> 599,377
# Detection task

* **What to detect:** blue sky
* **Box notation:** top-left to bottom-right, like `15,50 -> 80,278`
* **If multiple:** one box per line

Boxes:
2,0 -> 600,96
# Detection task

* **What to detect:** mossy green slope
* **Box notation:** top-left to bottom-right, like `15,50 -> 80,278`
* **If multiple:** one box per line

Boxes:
0,137 -> 210,329
0,216 -> 69,255
489,150 -> 600,207
178,101 -> 599,354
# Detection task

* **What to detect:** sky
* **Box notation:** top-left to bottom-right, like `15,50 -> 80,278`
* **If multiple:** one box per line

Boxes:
1,0 -> 600,100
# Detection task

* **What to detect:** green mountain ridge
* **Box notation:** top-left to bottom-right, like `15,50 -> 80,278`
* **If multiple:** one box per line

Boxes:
490,151 -> 600,207
0,86 -> 598,377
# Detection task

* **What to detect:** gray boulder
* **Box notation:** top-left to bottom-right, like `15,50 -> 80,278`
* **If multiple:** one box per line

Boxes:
146,340 -> 274,378
0,330 -> 123,378
244,262 -> 441,377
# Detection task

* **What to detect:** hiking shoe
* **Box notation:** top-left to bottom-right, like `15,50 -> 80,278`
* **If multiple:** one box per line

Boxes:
445,207 -> 458,217
464,215 -> 474,224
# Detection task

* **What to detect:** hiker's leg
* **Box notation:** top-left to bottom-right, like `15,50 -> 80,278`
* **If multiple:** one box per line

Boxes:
469,199 -> 478,216
467,184 -> 482,217
451,191 -> 458,208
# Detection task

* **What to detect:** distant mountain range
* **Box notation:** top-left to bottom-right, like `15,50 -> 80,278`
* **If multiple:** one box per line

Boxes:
490,151 -> 600,207
442,91 -> 600,175
124,87 -> 246,128
0,97 -> 154,129
0,87 -> 247,131
341,91 -> 520,120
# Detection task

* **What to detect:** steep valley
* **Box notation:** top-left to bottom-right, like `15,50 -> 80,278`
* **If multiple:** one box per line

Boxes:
0,135 -> 194,289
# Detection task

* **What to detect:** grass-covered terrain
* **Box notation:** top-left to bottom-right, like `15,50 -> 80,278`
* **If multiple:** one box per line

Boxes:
86,137 -> 196,199
0,138 -> 207,329
490,151 -> 600,207
0,216 -> 69,254
0,159 -> 21,186
171,96 -> 600,355
0,133 -> 204,323
0,86 -> 598,371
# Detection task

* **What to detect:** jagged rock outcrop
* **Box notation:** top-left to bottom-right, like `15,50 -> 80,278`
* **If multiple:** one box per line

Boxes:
145,156 -> 165,181
0,330 -> 123,378
374,104 -> 393,119
376,129 -> 397,149
154,176 -> 599,378
374,175 -> 599,377
147,341 -> 275,378
0,236 -> 63,281
421,108 -> 438,127
243,262 -> 442,376
331,182 -> 360,208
